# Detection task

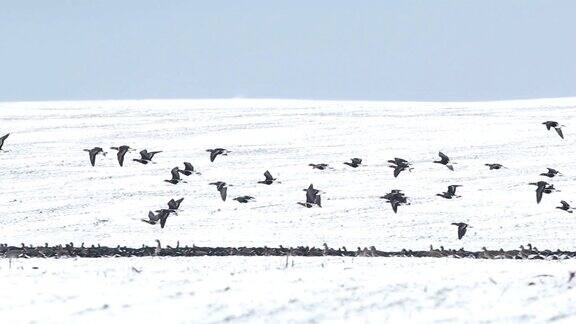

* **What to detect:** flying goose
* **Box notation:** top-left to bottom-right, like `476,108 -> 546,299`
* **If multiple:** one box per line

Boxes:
84,147 -> 106,166
133,149 -> 162,164
258,170 -> 277,185
437,185 -> 462,199
388,157 -> 412,178
485,163 -> 504,170
0,133 -> 9,151
556,200 -> 573,213
309,163 -> 329,170
110,145 -> 134,167
380,190 -> 408,213
299,184 -> 322,208
433,152 -> 454,171
209,181 -> 229,201
164,167 -> 184,184
540,168 -> 561,178
451,222 -> 468,239
233,196 -> 255,203
529,181 -> 551,204
179,162 -> 200,176
142,211 -> 160,225
343,158 -> 362,168
167,198 -> 184,210
206,148 -> 229,162
542,121 -> 564,139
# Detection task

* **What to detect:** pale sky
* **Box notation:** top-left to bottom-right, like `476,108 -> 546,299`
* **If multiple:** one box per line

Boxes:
1,1 -> 575,102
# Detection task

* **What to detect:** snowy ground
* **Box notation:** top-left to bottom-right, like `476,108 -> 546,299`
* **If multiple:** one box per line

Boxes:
2,256 -> 576,323
2,98 -> 576,250
3,98 -> 576,322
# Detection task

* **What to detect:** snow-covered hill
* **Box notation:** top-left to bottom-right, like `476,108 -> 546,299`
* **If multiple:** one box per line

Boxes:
2,98 -> 576,250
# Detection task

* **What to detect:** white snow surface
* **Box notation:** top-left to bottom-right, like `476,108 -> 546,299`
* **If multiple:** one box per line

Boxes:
3,98 -> 576,323
2,257 -> 576,323
2,97 -> 576,250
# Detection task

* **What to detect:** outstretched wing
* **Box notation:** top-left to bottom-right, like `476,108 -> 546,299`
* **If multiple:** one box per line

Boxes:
391,201 -> 398,213
561,200 -> 570,209
393,165 -> 403,178
219,186 -> 227,201
536,185 -> 544,204
184,162 -> 194,171
0,133 -> 9,149
264,170 -> 273,181
555,127 -> 564,139
167,199 -> 177,210
117,148 -> 128,166
438,152 -> 449,164
210,150 -> 219,162
458,226 -> 466,239
88,150 -> 97,166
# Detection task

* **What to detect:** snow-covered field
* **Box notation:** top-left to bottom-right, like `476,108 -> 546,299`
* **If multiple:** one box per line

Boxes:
2,256 -> 576,323
2,98 -> 576,250
3,98 -> 576,322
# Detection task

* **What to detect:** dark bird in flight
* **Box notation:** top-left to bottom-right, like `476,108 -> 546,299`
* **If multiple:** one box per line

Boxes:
110,145 -> 133,167
529,181 -> 553,204
142,209 -> 175,228
309,163 -> 329,170
343,158 -> 362,168
485,163 -> 504,170
542,121 -> 564,139
209,181 -> 229,201
84,147 -> 106,166
167,198 -> 184,210
437,185 -> 462,199
451,222 -> 468,239
206,148 -> 229,162
540,168 -> 561,178
133,149 -> 162,164
556,200 -> 573,213
388,157 -> 412,178
142,211 -> 160,225
0,133 -> 9,151
433,152 -> 454,171
258,170 -> 277,185
299,184 -> 322,208
164,167 -> 184,184
233,196 -> 255,203
178,162 -> 200,176
380,189 -> 408,213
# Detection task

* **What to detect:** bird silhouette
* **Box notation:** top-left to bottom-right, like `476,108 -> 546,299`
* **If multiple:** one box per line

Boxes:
451,222 -> 468,239
164,167 -> 184,184
540,168 -> 560,178
556,200 -> 573,213
133,149 -> 162,164
433,152 -> 454,171
388,157 -> 412,177
437,185 -> 462,199
542,121 -> 564,139
258,170 -> 277,185
206,148 -> 229,162
84,147 -> 106,166
309,163 -> 329,170
110,145 -> 133,166
299,184 -> 322,208
209,181 -> 229,201
485,163 -> 504,170
167,198 -> 184,210
179,162 -> 200,176
343,158 -> 362,168
233,196 -> 255,203
529,181 -> 552,204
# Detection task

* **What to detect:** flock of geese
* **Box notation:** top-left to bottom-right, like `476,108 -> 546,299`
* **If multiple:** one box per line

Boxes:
0,119 -> 570,241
